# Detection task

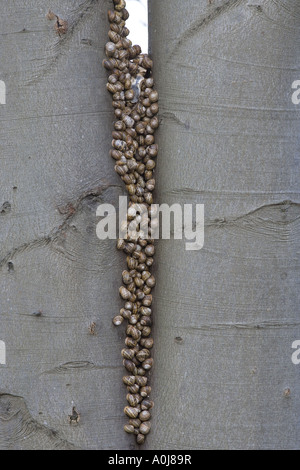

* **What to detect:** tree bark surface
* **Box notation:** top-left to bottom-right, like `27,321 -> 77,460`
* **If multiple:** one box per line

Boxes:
147,0 -> 300,450
0,0 -> 135,450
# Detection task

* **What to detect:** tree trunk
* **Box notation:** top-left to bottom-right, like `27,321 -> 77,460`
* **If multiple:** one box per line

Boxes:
0,0 -> 134,450
147,0 -> 300,450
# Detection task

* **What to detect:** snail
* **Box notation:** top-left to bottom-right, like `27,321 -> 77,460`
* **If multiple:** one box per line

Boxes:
103,0 -> 158,445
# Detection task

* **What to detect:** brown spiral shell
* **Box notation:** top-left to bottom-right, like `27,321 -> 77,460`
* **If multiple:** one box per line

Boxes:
103,0 -> 158,446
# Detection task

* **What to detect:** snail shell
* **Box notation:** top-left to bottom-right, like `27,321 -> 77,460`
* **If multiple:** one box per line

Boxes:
136,290 -> 145,300
123,375 -> 135,386
147,143 -> 158,157
124,406 -> 139,419
139,306 -> 151,316
139,410 -> 151,422
145,159 -> 156,170
140,316 -> 152,326
141,326 -> 151,337
112,139 -> 126,151
129,418 -> 141,428
125,336 -> 137,348
127,384 -> 140,394
121,37 -> 132,48
126,393 -> 141,407
142,55 -> 153,70
134,277 -> 144,288
149,90 -> 159,103
122,114 -> 135,128
128,314 -> 139,325
121,26 -> 130,37
140,386 -> 151,397
123,359 -> 137,374
141,270 -> 151,282
122,8 -> 129,20
102,59 -> 116,71
141,399 -> 154,410
125,89 -> 135,101
127,159 -> 138,172
142,294 -> 152,306
110,148 -> 122,160
127,257 -> 138,270
105,41 -> 117,57
140,337 -> 154,349
136,367 -> 146,376
143,286 -> 152,295
136,349 -> 150,363
136,121 -> 146,135
145,78 -> 154,88
126,325 -> 141,340
118,49 -> 129,60
150,116 -> 159,129
114,0 -> 126,12
121,348 -> 135,360
136,433 -> 145,445
114,120 -> 126,131
144,170 -> 153,180
146,179 -> 155,191
146,275 -> 156,288
135,375 -> 148,387
150,102 -> 159,114
107,10 -> 116,22
106,82 -> 116,94
115,164 -> 128,176
139,421 -> 151,435
124,301 -> 133,310
142,358 -> 154,370
116,238 -> 125,250
108,30 -> 120,44
128,45 -> 141,59
124,424 -> 135,434
112,315 -> 123,326
119,286 -> 131,300
122,270 -> 133,284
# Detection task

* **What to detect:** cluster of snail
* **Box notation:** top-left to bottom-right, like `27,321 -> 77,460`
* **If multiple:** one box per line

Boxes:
103,0 -> 158,446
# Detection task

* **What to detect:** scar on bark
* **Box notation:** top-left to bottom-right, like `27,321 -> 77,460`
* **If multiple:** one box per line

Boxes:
88,321 -> 97,335
0,201 -> 11,215
0,183 -> 121,271
46,10 -> 68,36
0,393 -> 78,450
69,406 -> 80,424
27,0 -> 99,85
56,183 -> 122,226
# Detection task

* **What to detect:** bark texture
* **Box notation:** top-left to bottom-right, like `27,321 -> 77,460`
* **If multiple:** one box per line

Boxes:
0,0 -> 135,450
147,0 -> 300,450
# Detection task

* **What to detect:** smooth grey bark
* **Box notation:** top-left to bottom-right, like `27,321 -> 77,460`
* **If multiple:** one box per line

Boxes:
147,0 -> 300,450
0,0 -> 135,450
